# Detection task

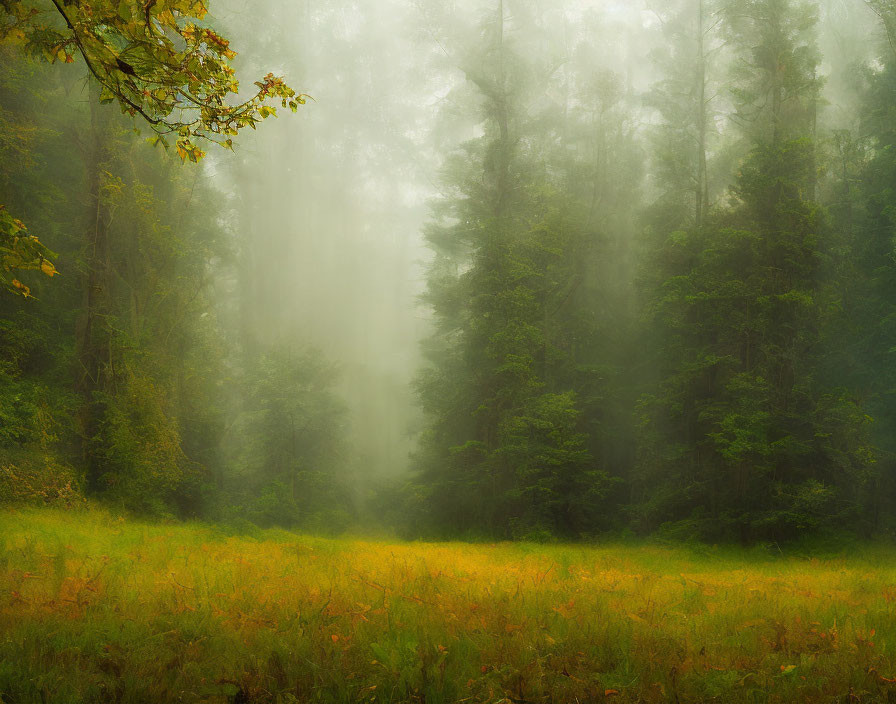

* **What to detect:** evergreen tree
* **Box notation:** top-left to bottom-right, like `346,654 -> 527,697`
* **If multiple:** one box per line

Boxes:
637,0 -> 873,541
829,48 -> 896,532
414,2 -> 638,539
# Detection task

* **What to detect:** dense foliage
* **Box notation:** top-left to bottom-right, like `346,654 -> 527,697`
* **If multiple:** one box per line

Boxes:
2,0 -> 896,544
0,0 -> 300,298
0,11 -> 351,527
411,0 -> 896,542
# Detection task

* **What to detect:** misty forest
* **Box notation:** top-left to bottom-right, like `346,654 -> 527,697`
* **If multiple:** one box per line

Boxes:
5,0 -> 896,701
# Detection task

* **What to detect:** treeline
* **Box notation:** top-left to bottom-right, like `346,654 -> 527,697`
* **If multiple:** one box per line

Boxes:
3,0 -> 896,545
410,0 -> 896,543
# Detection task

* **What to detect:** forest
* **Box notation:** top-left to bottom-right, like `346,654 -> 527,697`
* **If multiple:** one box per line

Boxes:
3,0 -> 896,544
4,0 -> 896,701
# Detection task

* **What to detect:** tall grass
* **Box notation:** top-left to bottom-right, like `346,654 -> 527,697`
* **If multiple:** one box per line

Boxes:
2,508 -> 896,702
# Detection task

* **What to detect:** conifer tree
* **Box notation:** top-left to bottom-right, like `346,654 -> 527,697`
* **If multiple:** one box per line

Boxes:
637,0 -> 873,541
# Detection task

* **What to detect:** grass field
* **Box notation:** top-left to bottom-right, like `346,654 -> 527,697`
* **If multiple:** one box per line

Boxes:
2,510 -> 896,703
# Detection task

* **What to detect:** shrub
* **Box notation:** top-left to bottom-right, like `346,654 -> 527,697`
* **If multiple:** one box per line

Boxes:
0,449 -> 84,507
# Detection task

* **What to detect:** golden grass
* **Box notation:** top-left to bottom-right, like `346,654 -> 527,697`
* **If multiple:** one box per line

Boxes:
2,508 -> 896,702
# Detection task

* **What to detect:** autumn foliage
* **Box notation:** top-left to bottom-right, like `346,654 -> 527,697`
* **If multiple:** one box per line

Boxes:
0,0 -> 302,157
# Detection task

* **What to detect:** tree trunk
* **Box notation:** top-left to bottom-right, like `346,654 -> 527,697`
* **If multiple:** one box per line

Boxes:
494,0 -> 510,220
695,0 -> 709,227
75,78 -> 112,492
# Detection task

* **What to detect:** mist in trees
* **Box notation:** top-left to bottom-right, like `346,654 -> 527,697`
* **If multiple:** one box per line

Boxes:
1,0 -> 895,544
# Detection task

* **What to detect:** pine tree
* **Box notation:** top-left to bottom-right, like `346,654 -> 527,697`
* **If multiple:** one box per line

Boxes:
414,2 -> 617,539
637,0 -> 874,541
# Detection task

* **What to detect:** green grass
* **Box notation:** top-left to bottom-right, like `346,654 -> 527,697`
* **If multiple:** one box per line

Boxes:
2,508 -> 896,702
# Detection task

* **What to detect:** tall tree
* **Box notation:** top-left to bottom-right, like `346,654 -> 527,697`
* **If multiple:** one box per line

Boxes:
645,0 -> 720,230
827,40 -> 896,531
636,0 -> 873,541
414,1 -> 636,539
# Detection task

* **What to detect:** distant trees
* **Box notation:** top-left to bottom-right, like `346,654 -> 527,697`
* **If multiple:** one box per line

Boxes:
223,345 -> 351,531
5,0 -> 896,543
643,0 -> 718,231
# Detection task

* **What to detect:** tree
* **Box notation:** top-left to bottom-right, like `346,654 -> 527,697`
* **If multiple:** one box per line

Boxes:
644,0 -> 720,230
636,0 -> 874,541
0,0 -> 302,155
0,31 -> 252,516
224,345 -> 351,531
413,1 -> 635,539
864,0 -> 896,56
827,46 -> 896,531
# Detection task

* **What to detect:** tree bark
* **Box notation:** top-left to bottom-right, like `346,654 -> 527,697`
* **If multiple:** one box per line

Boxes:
695,0 -> 709,227
75,77 -> 112,491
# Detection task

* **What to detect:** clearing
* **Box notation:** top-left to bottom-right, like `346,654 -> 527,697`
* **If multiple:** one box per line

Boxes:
1,509 -> 895,702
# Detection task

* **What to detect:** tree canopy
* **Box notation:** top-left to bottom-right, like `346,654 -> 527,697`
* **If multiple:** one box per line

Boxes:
0,0 -> 301,295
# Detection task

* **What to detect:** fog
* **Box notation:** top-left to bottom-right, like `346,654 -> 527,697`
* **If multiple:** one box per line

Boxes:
174,0 -> 892,542
207,0 -> 884,490
7,4 -> 896,697
3,0 -> 896,541
209,0 -> 689,481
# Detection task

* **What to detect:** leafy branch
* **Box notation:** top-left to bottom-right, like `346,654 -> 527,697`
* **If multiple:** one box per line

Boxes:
0,206 -> 56,297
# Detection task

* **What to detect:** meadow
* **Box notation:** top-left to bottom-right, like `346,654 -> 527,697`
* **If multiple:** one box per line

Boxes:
2,510 -> 896,703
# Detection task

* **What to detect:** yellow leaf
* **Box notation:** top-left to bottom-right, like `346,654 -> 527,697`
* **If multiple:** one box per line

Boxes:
40,260 -> 57,277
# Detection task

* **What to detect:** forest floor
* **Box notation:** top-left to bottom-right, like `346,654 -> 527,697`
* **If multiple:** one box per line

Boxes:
2,510 -> 896,703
